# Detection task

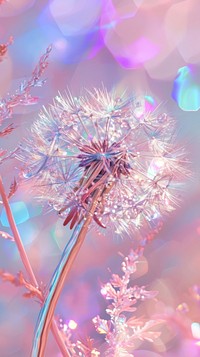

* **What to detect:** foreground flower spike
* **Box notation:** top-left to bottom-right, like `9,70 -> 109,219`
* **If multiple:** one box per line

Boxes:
17,89 -> 188,356
58,320 -> 100,357
93,249 -> 162,356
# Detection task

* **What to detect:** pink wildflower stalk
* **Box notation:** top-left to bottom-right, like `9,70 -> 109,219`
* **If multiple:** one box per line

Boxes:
0,176 -> 37,285
0,45 -> 52,125
0,176 -> 70,356
0,46 -> 52,165
0,45 -> 72,355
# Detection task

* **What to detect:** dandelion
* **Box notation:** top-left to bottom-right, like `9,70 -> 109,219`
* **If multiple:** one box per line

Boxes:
17,88 -> 188,356
18,89 -> 188,237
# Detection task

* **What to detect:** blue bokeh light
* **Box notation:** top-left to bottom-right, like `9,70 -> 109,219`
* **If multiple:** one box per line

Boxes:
0,201 -> 30,227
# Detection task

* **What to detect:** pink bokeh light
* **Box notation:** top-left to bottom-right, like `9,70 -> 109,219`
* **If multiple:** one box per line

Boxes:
0,0 -> 36,17
112,36 -> 159,69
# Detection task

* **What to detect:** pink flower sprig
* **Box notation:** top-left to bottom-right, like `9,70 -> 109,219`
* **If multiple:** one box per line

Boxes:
0,36 -> 13,61
0,265 -> 102,356
0,230 -> 14,241
0,270 -> 44,301
0,46 -> 52,166
0,45 -> 52,125
93,249 -> 163,356
59,323 -> 100,357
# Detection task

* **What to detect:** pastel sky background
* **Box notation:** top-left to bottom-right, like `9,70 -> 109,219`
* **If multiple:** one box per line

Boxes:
0,0 -> 200,356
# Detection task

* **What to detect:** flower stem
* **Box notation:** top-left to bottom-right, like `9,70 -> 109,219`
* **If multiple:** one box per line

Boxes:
0,176 -> 70,357
32,188 -> 103,357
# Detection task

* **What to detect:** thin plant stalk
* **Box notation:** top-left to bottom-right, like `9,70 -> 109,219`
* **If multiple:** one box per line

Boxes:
0,176 -> 70,357
32,188 -> 103,357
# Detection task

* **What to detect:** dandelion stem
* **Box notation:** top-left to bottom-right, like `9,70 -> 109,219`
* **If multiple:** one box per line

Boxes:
0,176 -> 70,357
32,187 -> 103,357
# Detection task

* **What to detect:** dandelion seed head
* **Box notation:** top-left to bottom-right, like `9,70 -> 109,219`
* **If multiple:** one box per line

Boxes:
17,87 -> 189,239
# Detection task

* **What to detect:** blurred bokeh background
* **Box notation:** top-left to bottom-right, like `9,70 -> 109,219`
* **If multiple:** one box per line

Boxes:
0,0 -> 200,356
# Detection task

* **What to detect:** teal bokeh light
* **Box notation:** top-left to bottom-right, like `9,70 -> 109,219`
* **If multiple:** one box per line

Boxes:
144,95 -> 156,112
172,65 -> 200,111
0,202 -> 30,227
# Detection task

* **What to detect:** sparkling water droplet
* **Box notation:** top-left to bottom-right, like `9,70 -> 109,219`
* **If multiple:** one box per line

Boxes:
23,172 -> 32,178
147,158 -> 165,178
133,96 -> 146,119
